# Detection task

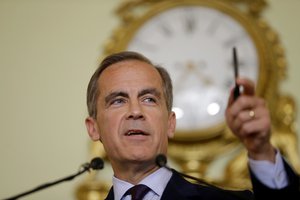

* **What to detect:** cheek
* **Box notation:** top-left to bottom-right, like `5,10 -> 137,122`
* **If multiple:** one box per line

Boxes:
97,114 -> 122,155
98,110 -> 124,137
152,114 -> 170,139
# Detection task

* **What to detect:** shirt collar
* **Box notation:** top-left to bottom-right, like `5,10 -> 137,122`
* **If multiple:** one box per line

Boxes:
112,167 -> 172,200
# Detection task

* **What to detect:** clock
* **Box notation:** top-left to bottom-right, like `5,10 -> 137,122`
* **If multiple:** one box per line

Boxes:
104,0 -> 267,141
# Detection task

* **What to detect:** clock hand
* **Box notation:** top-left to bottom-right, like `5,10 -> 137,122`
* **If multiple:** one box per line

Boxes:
173,60 -> 215,94
186,61 -> 214,86
173,61 -> 193,93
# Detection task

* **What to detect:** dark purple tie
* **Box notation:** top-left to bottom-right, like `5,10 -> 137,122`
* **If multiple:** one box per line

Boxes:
126,184 -> 150,200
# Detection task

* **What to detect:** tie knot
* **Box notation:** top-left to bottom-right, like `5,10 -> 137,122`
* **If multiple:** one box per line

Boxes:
126,184 -> 150,200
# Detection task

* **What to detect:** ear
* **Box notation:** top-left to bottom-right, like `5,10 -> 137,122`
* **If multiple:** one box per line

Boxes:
85,117 -> 101,141
167,111 -> 176,139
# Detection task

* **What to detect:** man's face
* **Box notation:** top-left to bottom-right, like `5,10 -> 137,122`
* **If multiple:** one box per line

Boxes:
86,60 -> 176,170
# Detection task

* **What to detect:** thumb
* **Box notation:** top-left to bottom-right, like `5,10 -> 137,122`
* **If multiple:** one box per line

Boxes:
236,78 -> 255,96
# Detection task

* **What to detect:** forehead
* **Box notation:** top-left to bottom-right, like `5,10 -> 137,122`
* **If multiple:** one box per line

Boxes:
98,60 -> 163,93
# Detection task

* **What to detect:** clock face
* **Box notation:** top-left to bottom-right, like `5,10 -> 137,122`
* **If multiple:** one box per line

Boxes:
126,5 -> 259,140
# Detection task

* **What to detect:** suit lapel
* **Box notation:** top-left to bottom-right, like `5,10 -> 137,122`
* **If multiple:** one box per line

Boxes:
104,187 -> 114,200
161,170 -> 203,200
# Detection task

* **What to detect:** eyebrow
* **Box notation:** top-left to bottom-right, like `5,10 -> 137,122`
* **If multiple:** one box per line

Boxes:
105,91 -> 129,105
138,88 -> 161,99
104,88 -> 162,105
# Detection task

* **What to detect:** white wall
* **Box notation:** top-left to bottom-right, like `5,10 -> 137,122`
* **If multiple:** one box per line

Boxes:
0,0 -> 299,200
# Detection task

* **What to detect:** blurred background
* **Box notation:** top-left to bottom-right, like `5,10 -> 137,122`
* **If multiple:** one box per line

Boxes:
0,0 -> 299,200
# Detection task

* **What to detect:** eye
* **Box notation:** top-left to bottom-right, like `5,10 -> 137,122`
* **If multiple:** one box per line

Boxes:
110,98 -> 126,105
143,96 -> 157,104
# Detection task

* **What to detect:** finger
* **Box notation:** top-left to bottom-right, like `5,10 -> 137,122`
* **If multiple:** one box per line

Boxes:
226,78 -> 256,115
228,96 -> 256,119
230,106 -> 269,137
230,109 -> 255,137
227,86 -> 235,107
233,109 -> 256,127
239,115 -> 271,138
236,78 -> 255,96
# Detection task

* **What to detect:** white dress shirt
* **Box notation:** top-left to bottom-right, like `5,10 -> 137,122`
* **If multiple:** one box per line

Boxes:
113,167 -> 172,200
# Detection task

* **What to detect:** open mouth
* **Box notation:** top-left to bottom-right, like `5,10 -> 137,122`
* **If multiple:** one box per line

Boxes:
125,130 -> 149,136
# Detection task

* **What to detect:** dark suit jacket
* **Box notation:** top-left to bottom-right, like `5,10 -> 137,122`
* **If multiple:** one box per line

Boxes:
105,162 -> 300,200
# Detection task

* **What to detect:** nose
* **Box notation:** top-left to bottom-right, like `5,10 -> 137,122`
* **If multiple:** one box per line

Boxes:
126,100 -> 145,120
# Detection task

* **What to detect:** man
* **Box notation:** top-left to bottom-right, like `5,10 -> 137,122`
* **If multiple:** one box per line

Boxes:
85,51 -> 299,200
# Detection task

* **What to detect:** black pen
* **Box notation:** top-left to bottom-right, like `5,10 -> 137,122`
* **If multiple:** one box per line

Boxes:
233,47 -> 240,100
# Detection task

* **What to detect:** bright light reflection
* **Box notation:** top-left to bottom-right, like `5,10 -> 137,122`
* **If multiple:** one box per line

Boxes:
172,107 -> 184,119
207,102 -> 220,116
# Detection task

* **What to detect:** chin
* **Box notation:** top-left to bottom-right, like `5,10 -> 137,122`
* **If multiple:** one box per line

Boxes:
129,151 -> 153,162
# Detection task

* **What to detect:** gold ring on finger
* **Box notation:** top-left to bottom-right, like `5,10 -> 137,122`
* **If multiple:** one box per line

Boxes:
249,110 -> 255,119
